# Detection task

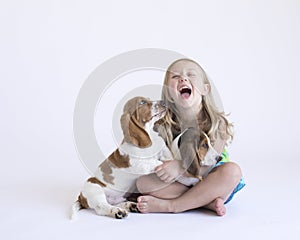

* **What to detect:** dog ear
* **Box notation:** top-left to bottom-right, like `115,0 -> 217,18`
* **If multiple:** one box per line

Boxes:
120,113 -> 131,144
120,113 -> 151,148
179,128 -> 201,177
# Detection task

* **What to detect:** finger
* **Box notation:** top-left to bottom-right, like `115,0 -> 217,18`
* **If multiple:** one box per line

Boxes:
164,176 -> 175,183
160,173 -> 170,181
154,164 -> 164,172
163,178 -> 174,183
155,169 -> 165,177
155,160 -> 172,171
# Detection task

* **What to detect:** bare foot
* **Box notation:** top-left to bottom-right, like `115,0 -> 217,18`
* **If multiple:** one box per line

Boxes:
204,198 -> 226,216
136,196 -> 173,213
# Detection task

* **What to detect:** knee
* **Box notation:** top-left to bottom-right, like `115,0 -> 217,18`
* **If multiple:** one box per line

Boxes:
220,162 -> 242,183
136,174 -> 170,195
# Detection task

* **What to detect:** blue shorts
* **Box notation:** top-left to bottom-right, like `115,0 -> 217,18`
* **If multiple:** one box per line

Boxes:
211,161 -> 246,204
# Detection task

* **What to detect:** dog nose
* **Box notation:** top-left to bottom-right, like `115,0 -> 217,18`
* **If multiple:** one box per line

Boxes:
160,101 -> 166,107
153,100 -> 166,110
216,156 -> 223,163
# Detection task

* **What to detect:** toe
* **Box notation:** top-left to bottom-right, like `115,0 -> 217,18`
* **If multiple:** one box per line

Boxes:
137,202 -> 147,213
137,196 -> 146,203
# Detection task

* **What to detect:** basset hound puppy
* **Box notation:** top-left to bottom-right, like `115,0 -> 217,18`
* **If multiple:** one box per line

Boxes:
71,97 -> 173,219
171,127 -> 223,186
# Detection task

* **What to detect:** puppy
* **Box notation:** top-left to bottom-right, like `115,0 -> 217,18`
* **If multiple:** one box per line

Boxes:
171,127 -> 223,186
71,97 -> 172,219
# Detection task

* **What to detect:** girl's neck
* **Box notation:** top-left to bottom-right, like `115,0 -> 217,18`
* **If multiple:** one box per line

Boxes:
176,104 -> 202,129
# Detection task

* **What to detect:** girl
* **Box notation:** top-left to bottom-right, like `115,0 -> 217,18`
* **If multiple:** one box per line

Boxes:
136,58 -> 245,216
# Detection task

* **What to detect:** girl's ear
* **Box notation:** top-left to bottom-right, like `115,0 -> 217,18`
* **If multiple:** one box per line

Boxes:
201,83 -> 210,96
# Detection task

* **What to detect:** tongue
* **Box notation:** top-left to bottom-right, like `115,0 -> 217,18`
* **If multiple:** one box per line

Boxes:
181,93 -> 190,99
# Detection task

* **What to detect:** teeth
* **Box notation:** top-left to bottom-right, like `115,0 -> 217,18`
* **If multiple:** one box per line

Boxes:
179,86 -> 190,91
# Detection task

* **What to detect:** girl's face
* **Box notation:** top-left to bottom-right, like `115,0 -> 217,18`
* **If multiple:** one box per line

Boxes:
166,60 -> 210,110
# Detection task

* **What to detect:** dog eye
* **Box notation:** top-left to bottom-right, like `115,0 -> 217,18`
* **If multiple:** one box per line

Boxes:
201,143 -> 209,149
139,100 -> 146,105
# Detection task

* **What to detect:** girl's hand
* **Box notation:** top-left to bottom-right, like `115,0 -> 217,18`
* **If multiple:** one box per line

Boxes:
154,160 -> 185,183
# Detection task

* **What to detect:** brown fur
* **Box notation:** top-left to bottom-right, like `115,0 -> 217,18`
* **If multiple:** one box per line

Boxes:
179,128 -> 210,178
128,114 -> 151,147
87,177 -> 106,187
120,97 -> 152,148
108,149 -> 130,168
78,193 -> 89,209
99,161 -> 114,185
72,97 -> 168,219
194,134 -> 212,178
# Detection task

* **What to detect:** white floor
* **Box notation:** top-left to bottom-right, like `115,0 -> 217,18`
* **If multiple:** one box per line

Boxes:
2,148 -> 299,240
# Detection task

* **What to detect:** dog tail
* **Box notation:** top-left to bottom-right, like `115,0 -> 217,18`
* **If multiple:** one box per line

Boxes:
70,198 -> 82,220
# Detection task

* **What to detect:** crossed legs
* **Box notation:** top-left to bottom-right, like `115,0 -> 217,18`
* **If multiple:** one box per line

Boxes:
136,162 -> 242,216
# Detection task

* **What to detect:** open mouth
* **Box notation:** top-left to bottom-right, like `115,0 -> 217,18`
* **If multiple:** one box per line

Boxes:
179,86 -> 192,99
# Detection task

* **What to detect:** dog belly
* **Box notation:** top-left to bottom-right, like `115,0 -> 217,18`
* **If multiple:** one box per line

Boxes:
94,167 -> 136,190
92,168 -> 140,205
91,157 -> 162,205
94,158 -> 161,191
82,180 -> 128,207
103,188 -> 127,205
127,157 -> 162,175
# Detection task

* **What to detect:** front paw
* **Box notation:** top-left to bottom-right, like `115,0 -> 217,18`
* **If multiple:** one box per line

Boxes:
113,208 -> 128,219
129,202 -> 140,213
116,201 -> 140,213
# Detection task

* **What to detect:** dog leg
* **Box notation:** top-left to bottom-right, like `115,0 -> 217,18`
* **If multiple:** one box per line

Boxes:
95,203 -> 128,219
82,181 -> 128,219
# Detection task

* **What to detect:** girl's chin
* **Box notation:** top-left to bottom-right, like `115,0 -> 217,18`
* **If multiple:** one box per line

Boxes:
176,98 -> 193,109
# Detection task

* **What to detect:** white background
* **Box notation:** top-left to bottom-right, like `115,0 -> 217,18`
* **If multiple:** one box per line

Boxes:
1,0 -> 300,239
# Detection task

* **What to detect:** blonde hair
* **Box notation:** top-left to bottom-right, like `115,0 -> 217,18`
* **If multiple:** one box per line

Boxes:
159,58 -> 234,148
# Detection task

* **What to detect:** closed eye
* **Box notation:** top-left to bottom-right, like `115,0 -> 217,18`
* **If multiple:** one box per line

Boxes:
187,73 -> 196,77
171,75 -> 181,79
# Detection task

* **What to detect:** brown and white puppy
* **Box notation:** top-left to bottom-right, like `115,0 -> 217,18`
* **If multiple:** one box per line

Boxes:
171,127 -> 223,186
71,97 -> 172,219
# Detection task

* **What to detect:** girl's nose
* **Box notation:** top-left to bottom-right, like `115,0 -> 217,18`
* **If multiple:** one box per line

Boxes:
180,75 -> 188,82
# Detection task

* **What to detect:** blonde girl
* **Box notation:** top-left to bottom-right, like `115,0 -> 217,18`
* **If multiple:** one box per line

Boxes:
136,58 -> 245,216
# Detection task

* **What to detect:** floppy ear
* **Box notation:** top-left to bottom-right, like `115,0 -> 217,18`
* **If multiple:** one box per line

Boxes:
121,113 -> 132,145
179,128 -> 201,177
120,113 -> 151,148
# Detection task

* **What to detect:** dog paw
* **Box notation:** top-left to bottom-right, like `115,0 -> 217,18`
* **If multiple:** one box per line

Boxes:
115,201 -> 139,213
113,208 -> 128,219
129,203 -> 140,213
